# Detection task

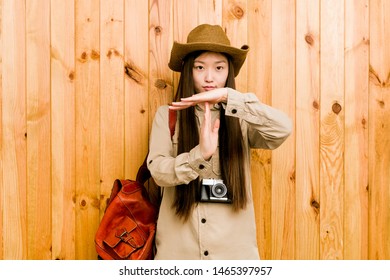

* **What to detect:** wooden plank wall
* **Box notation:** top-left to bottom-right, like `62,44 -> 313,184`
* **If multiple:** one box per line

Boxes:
0,0 -> 389,260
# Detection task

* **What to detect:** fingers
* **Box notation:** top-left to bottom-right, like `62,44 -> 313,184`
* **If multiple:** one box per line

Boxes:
168,101 -> 195,111
200,102 -> 218,161
169,88 -> 227,110
182,88 -> 227,104
203,101 -> 211,130
204,101 -> 210,115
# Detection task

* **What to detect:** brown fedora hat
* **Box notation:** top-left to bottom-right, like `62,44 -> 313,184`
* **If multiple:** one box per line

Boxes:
168,24 -> 249,76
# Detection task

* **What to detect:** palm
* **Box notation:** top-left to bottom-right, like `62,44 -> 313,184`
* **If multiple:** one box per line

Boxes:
200,102 -> 220,160
169,88 -> 227,110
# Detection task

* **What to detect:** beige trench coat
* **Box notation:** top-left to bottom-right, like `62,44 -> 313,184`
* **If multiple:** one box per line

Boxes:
147,88 -> 292,259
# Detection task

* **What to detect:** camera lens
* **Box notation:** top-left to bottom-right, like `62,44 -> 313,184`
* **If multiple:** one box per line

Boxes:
211,183 -> 227,198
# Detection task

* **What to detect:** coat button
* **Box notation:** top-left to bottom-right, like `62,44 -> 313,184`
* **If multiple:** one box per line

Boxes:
199,164 -> 205,169
201,218 -> 206,223
232,109 -> 237,114
204,251 -> 209,256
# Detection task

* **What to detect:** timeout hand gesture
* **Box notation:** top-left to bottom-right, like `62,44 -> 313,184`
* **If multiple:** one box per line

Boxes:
169,88 -> 227,160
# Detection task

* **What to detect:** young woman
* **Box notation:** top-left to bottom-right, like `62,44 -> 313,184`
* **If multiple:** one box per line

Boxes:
147,24 -> 292,259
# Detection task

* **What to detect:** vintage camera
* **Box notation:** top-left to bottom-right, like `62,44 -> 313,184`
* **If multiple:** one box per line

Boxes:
200,179 -> 232,203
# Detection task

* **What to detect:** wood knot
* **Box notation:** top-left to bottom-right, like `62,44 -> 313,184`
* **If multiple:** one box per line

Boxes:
81,51 -> 87,60
91,197 -> 100,209
80,199 -> 87,207
289,170 -> 296,182
124,61 -> 144,84
154,26 -> 162,35
361,118 -> 367,128
311,199 -> 320,215
106,48 -> 120,59
311,199 -> 320,209
305,34 -> 314,46
90,50 -> 100,60
68,71 -> 75,81
155,79 -> 167,89
332,102 -> 342,114
231,5 -> 244,19
312,100 -> 319,110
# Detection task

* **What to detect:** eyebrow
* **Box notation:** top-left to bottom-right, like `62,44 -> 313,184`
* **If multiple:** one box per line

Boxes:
193,60 -> 227,64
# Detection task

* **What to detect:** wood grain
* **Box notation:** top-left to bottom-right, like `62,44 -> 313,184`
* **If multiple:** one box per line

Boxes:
368,0 -> 390,260
149,0 -> 173,123
75,0 -> 101,260
51,0 -> 75,260
198,0 -> 223,25
0,0 -> 4,260
26,0 -> 51,260
271,0 -> 296,260
124,0 -> 149,180
2,0 -> 27,259
0,0 -> 389,260
223,0 -> 248,92
99,0 -> 125,202
320,0 -> 345,260
247,0 -> 272,260
344,0 -> 369,260
296,0 -> 320,260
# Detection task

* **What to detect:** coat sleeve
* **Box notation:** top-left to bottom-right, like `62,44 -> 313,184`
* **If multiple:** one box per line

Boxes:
224,88 -> 292,149
147,105 -> 214,187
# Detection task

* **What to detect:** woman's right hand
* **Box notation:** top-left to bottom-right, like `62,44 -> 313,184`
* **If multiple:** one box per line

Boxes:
199,102 -> 220,161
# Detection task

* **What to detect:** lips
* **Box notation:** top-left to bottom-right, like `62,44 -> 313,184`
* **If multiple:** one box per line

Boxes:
203,86 -> 216,91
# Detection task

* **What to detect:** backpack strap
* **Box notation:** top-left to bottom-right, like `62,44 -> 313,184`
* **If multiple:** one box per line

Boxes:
168,109 -> 177,138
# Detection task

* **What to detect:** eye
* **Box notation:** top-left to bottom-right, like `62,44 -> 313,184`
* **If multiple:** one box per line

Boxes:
194,65 -> 204,70
216,66 -> 224,71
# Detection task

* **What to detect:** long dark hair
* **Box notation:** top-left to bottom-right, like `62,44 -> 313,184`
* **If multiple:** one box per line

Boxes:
172,51 -> 247,221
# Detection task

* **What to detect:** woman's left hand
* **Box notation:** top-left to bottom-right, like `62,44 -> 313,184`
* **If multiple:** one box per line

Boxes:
169,87 -> 228,111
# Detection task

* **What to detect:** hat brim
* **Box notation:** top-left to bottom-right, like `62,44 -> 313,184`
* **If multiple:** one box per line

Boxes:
168,41 -> 249,77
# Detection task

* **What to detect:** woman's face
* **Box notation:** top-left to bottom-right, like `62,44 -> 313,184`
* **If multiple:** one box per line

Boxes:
192,51 -> 229,93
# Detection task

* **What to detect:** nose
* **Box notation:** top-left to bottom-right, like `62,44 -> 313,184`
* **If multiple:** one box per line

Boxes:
205,69 -> 213,83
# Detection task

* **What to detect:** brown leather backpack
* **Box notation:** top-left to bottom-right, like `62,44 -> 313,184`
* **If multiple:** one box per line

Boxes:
95,109 -> 176,260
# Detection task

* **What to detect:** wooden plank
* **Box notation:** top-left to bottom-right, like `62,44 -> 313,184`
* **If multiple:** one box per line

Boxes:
344,0 -> 369,260
173,0 -> 198,41
1,0 -> 27,259
51,0 -> 75,260
0,0 -> 3,260
124,0 -> 149,178
171,0 -> 198,99
271,0 -> 296,260
320,0 -> 345,260
368,0 -> 390,260
75,0 -> 100,260
198,0 -> 222,25
100,0 -> 125,207
295,0 -> 320,260
247,0 -> 273,260
26,0 -> 51,259
223,0 -> 248,92
149,0 -> 173,123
